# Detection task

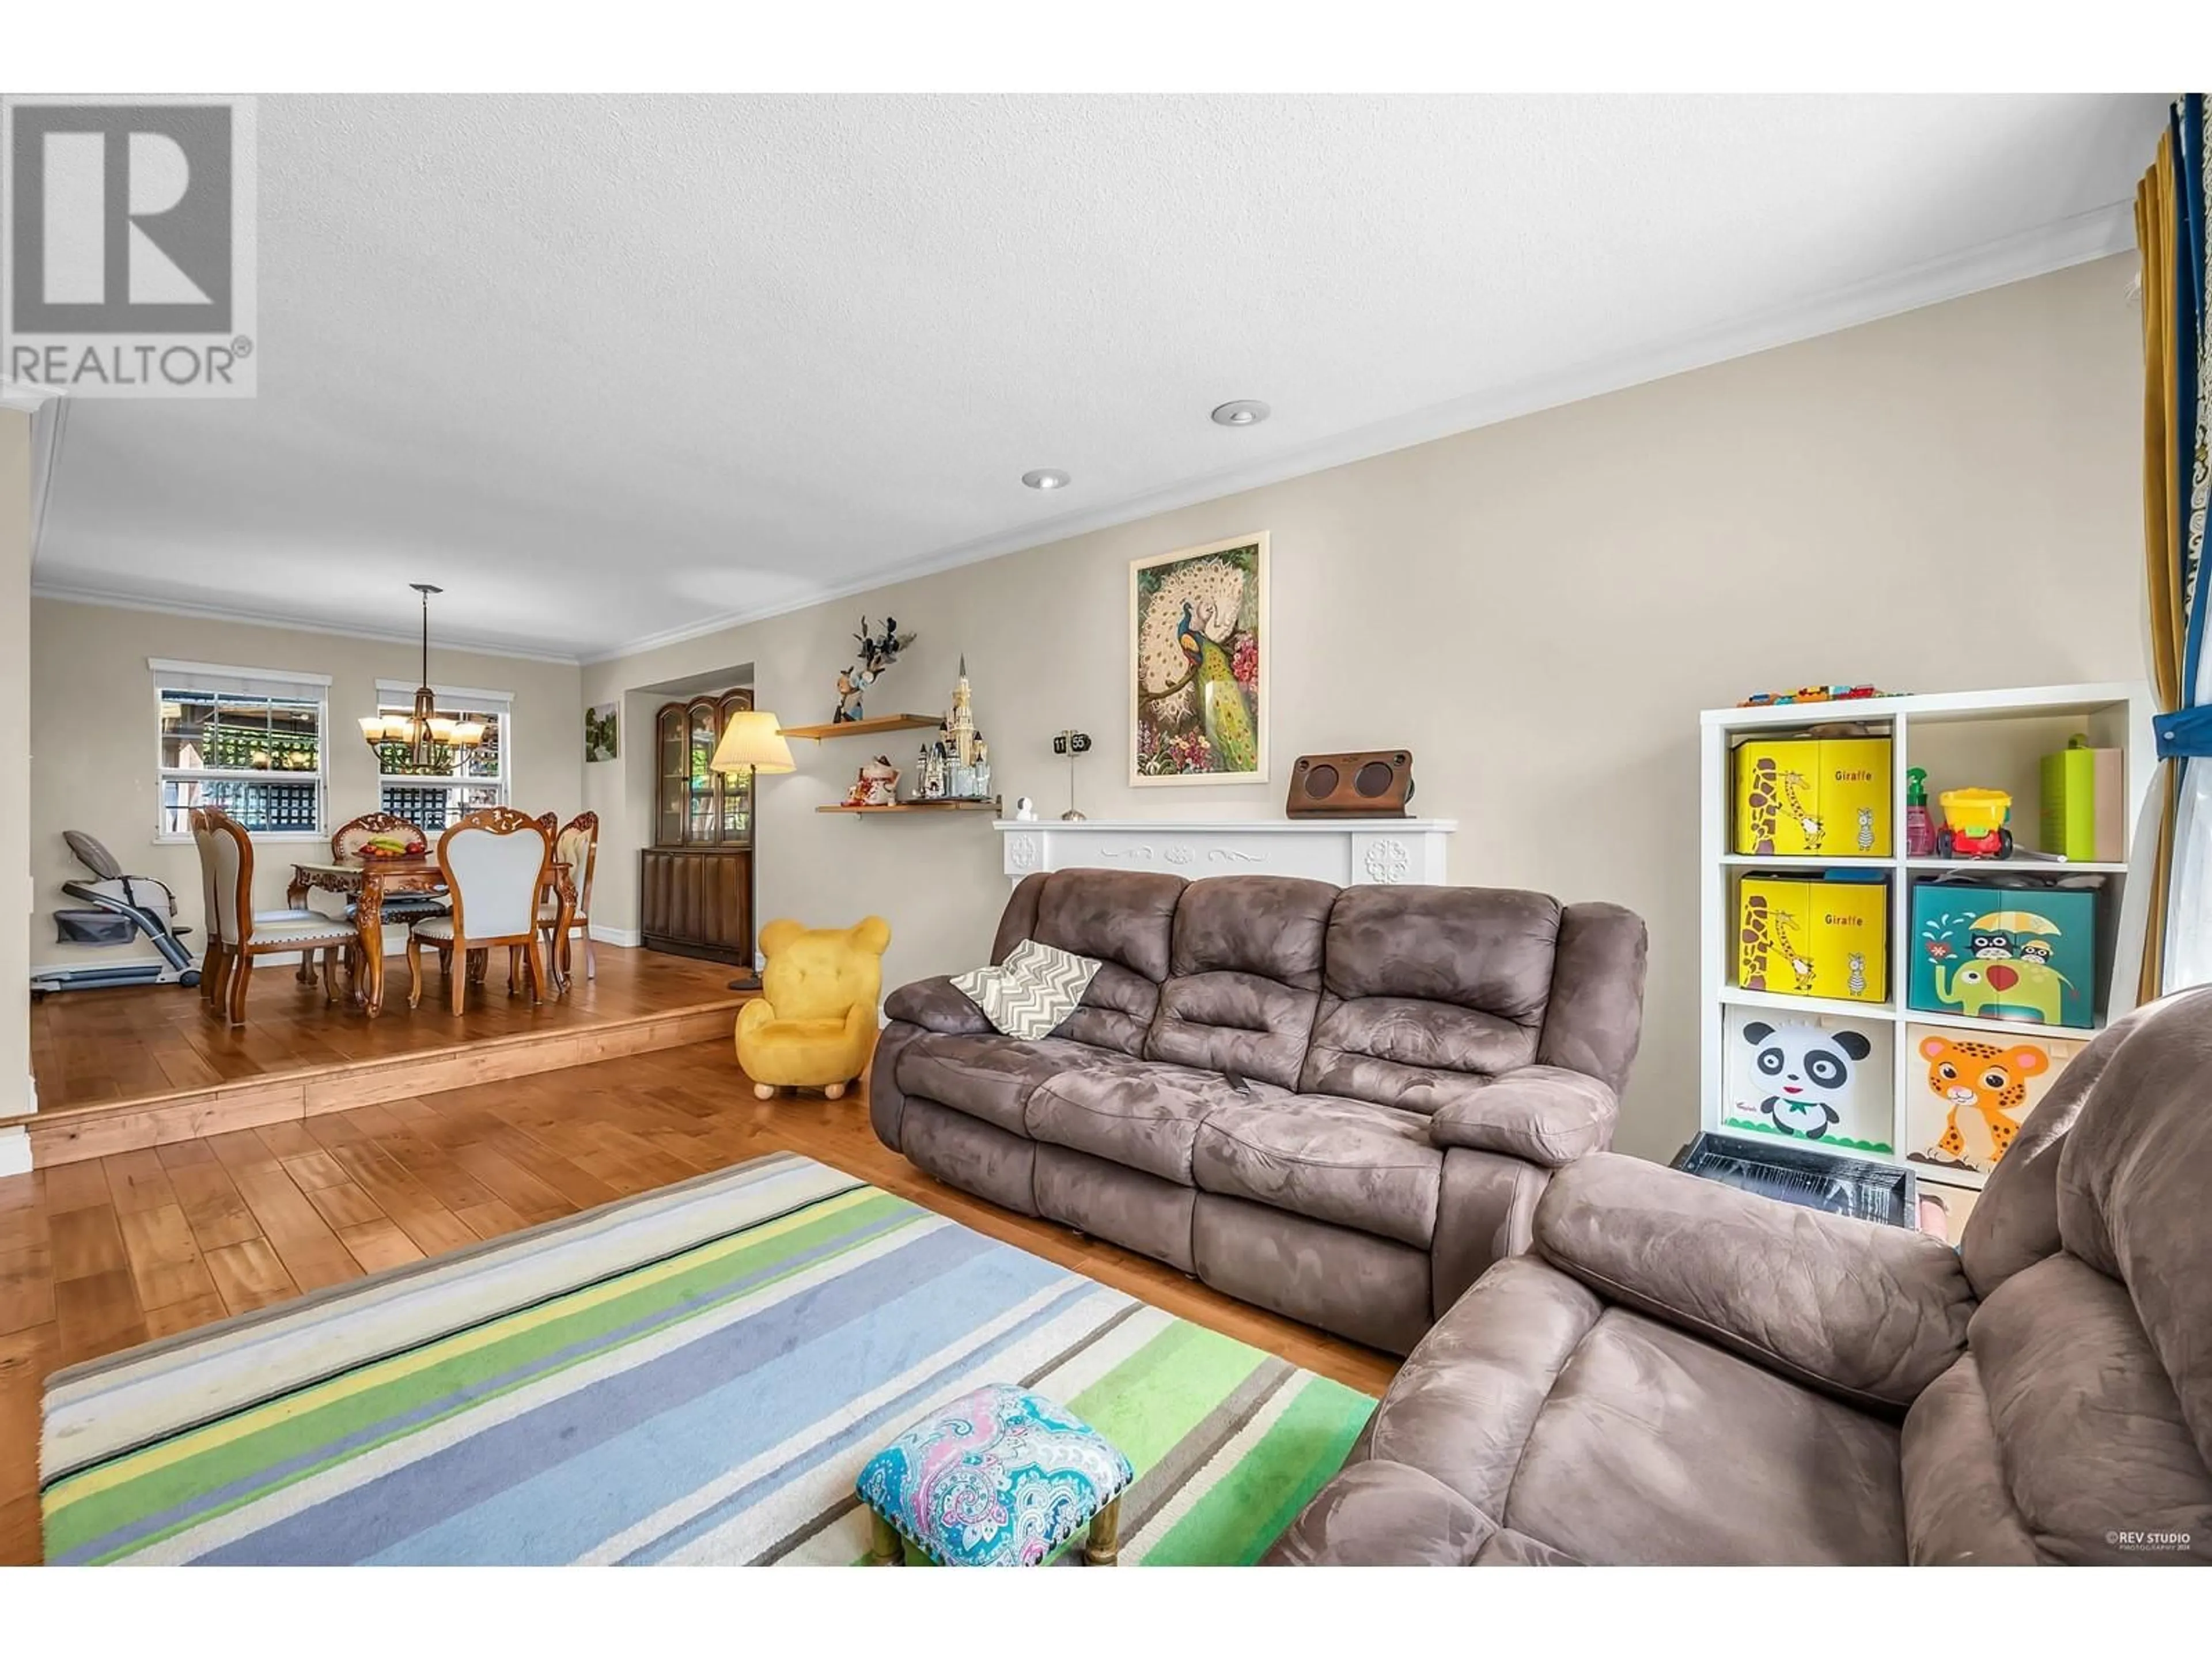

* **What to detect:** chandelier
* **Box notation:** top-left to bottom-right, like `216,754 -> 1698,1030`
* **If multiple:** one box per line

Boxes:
358,583 -> 485,764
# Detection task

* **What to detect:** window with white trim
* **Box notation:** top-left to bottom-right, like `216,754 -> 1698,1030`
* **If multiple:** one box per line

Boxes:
372,680 -> 513,832
153,660 -> 331,840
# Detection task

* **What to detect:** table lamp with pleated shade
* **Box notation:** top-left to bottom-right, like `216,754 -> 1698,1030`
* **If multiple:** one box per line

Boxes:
709,711 -> 796,777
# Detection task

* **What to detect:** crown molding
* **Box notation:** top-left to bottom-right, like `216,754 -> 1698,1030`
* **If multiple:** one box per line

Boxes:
28,204 -> 2137,672
29,582 -> 584,666
2,384 -> 67,571
581,202 -> 2137,667
0,381 -> 66,414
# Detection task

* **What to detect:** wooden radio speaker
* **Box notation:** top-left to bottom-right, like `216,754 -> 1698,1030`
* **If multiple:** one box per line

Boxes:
1286,751 -> 1415,817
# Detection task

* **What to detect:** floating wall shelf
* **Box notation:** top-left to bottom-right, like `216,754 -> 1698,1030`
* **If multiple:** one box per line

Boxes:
778,714 -> 941,742
817,798 -> 1001,816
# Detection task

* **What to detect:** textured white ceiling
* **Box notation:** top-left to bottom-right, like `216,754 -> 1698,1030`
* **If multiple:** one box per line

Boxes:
28,93 -> 2166,661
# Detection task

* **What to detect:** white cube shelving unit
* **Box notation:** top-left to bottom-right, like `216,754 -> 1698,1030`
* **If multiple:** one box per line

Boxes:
1698,682 -> 2157,1208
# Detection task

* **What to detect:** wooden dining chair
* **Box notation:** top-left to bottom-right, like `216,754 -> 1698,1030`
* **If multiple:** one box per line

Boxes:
406,807 -> 552,1014
539,812 -> 600,983
326,810 -> 446,969
190,805 -> 334,1009
194,809 -> 361,1024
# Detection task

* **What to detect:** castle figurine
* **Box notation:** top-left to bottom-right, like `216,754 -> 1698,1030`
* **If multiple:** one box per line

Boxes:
946,656 -> 978,768
935,656 -> 991,798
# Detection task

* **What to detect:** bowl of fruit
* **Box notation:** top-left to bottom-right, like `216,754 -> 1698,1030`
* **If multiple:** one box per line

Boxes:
355,834 -> 421,861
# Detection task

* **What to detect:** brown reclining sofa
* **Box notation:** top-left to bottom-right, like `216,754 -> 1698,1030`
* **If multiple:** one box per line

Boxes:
868,868 -> 1647,1354
1268,986 -> 2212,1565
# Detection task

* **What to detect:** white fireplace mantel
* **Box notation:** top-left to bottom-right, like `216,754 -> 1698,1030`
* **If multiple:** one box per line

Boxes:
994,818 -> 1456,887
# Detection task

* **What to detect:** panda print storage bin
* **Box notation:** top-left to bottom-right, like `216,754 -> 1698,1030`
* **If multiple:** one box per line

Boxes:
1722,1007 -> 1894,1154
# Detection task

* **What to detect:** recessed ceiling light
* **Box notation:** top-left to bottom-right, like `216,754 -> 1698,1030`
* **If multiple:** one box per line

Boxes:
1022,469 -> 1071,490
1211,400 -> 1270,427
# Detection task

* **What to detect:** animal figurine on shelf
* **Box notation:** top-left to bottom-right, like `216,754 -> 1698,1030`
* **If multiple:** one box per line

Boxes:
843,756 -> 901,808
834,615 -> 918,723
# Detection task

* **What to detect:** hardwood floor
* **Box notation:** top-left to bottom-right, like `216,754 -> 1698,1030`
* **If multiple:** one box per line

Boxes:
0,1037 -> 1399,1565
26,944 -> 743,1115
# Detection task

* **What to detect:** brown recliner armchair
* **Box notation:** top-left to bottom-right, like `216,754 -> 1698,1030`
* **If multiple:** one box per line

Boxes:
1269,986 -> 2212,1566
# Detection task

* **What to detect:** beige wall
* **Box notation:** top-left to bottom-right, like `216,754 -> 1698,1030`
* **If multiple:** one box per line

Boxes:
1,412 -> 31,1123
585,257 -> 2147,1161
30,600 -> 584,969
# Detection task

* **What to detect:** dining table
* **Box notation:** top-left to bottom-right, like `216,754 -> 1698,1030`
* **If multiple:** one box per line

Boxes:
286,853 -> 577,1017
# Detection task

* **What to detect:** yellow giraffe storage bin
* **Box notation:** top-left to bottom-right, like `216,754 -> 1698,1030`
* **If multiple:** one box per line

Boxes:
1734,737 -> 1892,857
1737,873 -> 1888,1002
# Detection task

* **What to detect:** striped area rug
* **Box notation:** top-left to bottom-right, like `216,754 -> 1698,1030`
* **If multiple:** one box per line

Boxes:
42,1151 -> 1373,1565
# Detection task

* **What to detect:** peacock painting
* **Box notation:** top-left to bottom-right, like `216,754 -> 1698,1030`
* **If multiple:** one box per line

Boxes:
1130,533 -> 1267,784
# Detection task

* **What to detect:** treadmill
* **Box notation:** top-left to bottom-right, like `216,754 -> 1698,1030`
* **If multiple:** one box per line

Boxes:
32,830 -> 201,995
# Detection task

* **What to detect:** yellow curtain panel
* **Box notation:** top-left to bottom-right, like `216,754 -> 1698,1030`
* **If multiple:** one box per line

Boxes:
2137,127 -> 2180,1002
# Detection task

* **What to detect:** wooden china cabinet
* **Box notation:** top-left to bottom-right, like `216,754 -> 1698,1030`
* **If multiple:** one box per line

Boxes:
639,688 -> 756,967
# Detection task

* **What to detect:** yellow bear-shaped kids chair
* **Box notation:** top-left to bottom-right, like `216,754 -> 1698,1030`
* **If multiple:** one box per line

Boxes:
735,916 -> 892,1100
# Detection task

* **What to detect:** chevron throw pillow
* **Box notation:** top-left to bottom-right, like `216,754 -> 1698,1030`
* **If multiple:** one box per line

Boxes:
950,939 -> 1103,1040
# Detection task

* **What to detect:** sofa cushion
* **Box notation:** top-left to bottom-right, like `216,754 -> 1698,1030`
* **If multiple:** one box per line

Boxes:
1506,1306 -> 1907,1565
1192,1093 -> 1443,1248
1192,1192 -> 1435,1356
1055,963 -> 1162,1058
883,975 -> 995,1037
2050,990 -> 2212,1468
1263,1461 -> 1493,1567
1032,868 -> 1182,984
1034,1143 -> 1197,1274
1145,876 -> 1334,1090
1426,1066 -> 1619,1168
1531,902 -> 1649,1094
1165,874 -> 1334,986
1536,1153 -> 1973,1415
1900,1355 -> 2044,1565
1027,1062 -> 1285,1186
894,1033 -> 1109,1137
984,869 -> 1185,1056
1358,1256 -> 1603,1517
950,939 -> 1103,1040
1304,1000 -> 1537,1103
1961,1252 -> 2212,1563
1298,886 -> 1561,1110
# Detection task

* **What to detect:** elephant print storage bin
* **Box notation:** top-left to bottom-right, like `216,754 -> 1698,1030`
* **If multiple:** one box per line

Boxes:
1907,877 -> 2099,1030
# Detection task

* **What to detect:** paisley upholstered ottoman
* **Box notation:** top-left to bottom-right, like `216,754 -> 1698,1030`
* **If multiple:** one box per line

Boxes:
855,1384 -> 1134,1566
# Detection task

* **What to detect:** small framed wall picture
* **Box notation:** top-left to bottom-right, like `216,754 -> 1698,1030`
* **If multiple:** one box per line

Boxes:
1130,531 -> 1268,786
585,701 -> 619,763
